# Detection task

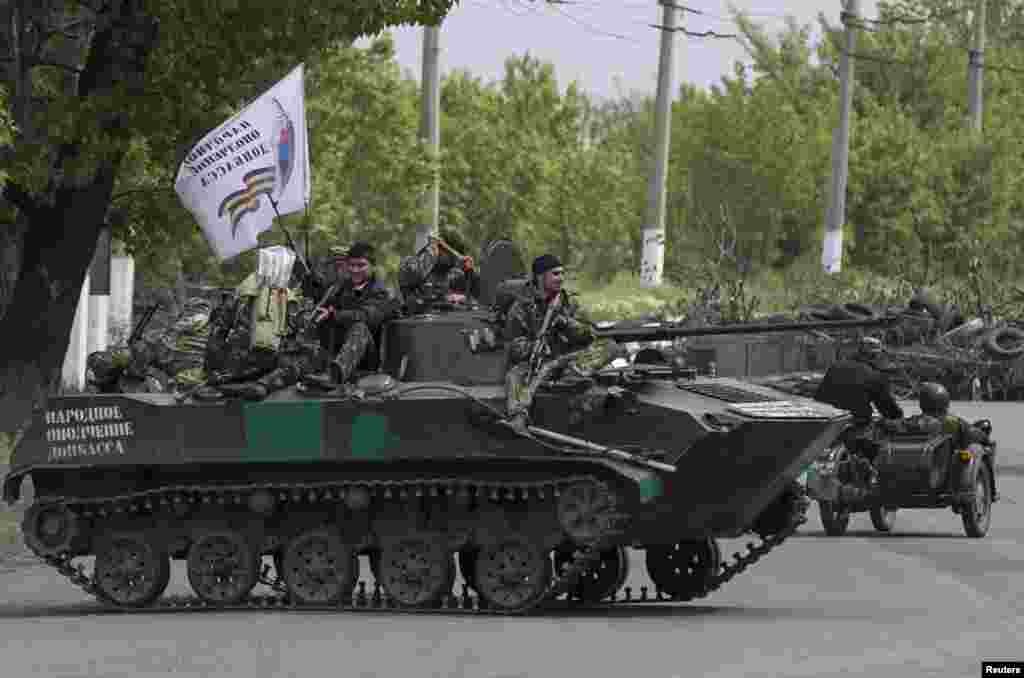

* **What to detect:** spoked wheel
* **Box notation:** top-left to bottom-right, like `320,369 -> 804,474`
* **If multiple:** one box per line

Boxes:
376,537 -> 453,608
186,530 -> 260,605
21,503 -> 80,558
554,545 -> 629,603
645,538 -> 721,601
870,505 -> 896,533
280,528 -> 358,605
962,463 -> 993,538
819,501 -> 851,536
557,480 -> 617,542
474,536 -> 553,613
93,532 -> 171,608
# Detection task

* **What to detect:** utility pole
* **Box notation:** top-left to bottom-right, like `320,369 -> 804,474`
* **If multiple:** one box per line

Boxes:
822,0 -> 859,275
640,0 -> 678,289
415,23 -> 442,253
967,0 -> 986,132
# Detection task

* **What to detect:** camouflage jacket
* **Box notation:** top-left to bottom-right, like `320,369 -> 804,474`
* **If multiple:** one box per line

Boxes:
503,282 -> 594,367
398,247 -> 479,309
314,274 -> 398,333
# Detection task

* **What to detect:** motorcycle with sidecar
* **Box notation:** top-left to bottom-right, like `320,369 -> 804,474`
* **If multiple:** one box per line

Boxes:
801,416 -> 998,537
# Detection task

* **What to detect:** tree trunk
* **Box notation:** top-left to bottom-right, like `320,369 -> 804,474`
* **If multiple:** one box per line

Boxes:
0,178 -> 114,433
0,0 -> 158,436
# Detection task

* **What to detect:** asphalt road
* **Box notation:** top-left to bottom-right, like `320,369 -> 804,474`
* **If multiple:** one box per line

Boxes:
1,402 -> 1022,678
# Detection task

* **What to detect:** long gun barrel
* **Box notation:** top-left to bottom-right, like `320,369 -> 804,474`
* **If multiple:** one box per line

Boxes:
592,314 -> 898,344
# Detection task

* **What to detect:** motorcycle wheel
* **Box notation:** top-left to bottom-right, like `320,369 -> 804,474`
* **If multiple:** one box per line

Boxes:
869,505 -> 896,533
819,501 -> 850,537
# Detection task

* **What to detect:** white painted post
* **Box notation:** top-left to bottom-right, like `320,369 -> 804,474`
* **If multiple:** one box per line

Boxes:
87,295 -> 109,355
62,271 -> 91,391
109,254 -> 135,346
87,227 -> 111,355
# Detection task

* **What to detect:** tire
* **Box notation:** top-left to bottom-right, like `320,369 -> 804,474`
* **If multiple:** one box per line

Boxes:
819,500 -> 850,536
962,462 -> 993,538
983,327 -> 1024,359
869,505 -> 896,533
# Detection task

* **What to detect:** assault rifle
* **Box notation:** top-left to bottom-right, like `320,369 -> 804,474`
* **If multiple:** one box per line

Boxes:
525,292 -> 562,384
128,303 -> 160,345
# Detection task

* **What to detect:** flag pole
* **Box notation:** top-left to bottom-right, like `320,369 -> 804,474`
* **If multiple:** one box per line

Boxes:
268,195 -> 312,276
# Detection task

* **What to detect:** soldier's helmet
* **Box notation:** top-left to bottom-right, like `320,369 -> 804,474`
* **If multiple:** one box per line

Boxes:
918,381 -> 950,416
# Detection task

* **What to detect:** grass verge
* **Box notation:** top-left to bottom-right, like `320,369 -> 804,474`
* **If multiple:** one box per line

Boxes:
574,271 -> 688,321
0,510 -> 20,547
0,434 -> 20,549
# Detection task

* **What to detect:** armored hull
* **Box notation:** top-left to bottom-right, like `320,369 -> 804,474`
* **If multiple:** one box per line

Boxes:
9,241 -> 885,616
5,354 -> 848,614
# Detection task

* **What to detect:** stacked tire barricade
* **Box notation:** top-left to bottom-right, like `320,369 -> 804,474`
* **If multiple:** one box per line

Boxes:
774,288 -> 1024,401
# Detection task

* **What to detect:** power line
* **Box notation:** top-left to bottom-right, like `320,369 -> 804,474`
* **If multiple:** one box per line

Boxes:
650,24 -> 738,39
546,3 -> 645,44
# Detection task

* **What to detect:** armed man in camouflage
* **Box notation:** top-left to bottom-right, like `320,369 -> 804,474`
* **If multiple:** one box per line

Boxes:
503,254 -> 625,432
194,262 -> 322,401
302,241 -> 399,390
398,228 -> 480,314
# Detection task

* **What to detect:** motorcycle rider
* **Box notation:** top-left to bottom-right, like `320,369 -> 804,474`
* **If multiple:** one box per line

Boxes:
814,336 -> 904,484
815,336 -> 905,427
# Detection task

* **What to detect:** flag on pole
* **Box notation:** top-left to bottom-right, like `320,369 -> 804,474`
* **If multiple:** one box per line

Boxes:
174,64 -> 311,260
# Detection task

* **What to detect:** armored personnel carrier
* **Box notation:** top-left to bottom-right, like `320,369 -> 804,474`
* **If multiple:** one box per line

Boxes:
4,245 -> 894,615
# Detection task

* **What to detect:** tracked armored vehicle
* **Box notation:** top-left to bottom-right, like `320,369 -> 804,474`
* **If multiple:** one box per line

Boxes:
4,248 -> 895,615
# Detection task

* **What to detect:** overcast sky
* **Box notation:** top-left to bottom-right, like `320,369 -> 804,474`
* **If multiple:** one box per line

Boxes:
366,0 -> 881,100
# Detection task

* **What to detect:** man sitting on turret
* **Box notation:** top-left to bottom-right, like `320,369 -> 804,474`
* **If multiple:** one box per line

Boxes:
502,254 -> 623,432
302,241 -> 398,390
398,228 -> 479,314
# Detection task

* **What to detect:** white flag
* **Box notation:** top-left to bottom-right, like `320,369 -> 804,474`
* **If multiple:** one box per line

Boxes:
174,64 -> 311,260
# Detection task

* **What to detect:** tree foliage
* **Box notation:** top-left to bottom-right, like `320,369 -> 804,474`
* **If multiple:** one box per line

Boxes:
6,0 -> 1024,433
0,0 -> 459,434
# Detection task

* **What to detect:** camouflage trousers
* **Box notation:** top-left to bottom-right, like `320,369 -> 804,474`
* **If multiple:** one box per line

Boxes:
505,338 -> 621,419
332,321 -> 374,383
305,320 -> 375,385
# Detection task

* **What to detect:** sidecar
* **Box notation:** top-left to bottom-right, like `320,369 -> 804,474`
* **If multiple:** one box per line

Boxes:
802,418 -> 998,538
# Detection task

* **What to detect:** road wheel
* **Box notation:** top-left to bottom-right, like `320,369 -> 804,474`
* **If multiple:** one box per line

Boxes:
555,545 -> 629,604
962,463 -> 993,538
186,529 -> 259,605
474,536 -> 553,613
869,505 -> 896,533
93,532 -> 171,608
645,538 -> 721,601
280,528 -> 358,606
819,501 -> 850,536
376,536 -> 453,608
